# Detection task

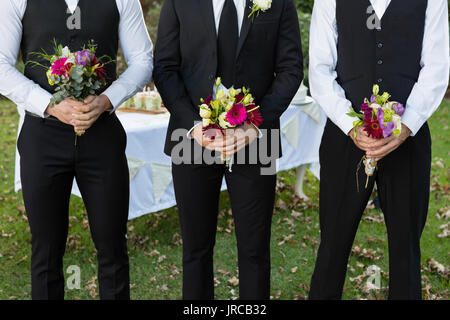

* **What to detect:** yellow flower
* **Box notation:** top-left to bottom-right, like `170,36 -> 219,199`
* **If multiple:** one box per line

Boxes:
229,88 -> 240,98
47,69 -> 55,86
210,100 -> 220,111
373,84 -> 380,95
216,89 -> 226,100
243,94 -> 253,105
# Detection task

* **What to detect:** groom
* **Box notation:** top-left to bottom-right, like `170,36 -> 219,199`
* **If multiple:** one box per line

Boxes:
308,0 -> 449,299
154,0 -> 302,299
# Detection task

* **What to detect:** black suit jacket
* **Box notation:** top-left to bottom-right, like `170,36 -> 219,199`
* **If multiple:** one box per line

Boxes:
154,0 -> 303,157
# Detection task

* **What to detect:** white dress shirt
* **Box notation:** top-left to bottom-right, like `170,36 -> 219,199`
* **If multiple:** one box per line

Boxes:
212,0 -> 246,35
0,0 -> 153,117
309,0 -> 450,136
188,0 -> 263,138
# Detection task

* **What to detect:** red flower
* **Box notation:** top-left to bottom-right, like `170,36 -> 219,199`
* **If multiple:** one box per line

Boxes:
204,95 -> 212,106
235,93 -> 245,103
96,66 -> 106,80
246,105 -> 263,127
91,56 -> 106,80
364,117 -> 383,139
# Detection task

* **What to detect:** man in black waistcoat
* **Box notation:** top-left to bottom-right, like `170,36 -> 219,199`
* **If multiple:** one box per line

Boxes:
308,0 -> 449,299
0,0 -> 153,299
154,0 -> 303,299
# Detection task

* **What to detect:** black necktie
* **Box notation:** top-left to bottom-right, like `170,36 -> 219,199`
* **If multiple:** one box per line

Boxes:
217,0 -> 238,88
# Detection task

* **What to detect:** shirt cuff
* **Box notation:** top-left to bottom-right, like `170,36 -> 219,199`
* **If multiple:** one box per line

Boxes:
401,107 -> 425,136
26,88 -> 52,118
187,122 -> 202,139
102,84 -> 129,113
336,112 -> 357,136
252,123 -> 263,138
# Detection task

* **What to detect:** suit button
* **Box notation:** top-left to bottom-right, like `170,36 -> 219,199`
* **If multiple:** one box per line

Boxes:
377,78 -> 383,83
377,59 -> 383,65
208,74 -> 214,80
377,42 -> 383,48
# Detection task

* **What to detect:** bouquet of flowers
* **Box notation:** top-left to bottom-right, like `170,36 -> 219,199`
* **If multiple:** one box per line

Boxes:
26,40 -> 113,135
347,84 -> 405,189
199,77 -> 263,170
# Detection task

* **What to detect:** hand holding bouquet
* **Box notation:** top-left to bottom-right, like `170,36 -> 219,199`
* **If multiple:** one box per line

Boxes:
26,40 -> 113,136
347,84 -> 405,189
198,77 -> 263,170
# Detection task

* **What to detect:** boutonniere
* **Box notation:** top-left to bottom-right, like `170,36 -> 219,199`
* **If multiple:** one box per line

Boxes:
248,0 -> 272,21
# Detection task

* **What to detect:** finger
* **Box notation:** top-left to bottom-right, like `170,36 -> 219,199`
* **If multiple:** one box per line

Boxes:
73,109 -> 99,122
227,140 -> 248,155
83,95 -> 97,104
210,136 -> 236,149
72,119 -> 94,127
74,104 -> 93,113
368,136 -> 394,149
366,141 -> 398,158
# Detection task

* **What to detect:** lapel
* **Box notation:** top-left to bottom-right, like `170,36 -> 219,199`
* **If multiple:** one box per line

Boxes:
236,0 -> 253,59
196,0 -> 218,52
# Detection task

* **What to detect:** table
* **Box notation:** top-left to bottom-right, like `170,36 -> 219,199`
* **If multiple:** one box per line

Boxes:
14,98 -> 326,220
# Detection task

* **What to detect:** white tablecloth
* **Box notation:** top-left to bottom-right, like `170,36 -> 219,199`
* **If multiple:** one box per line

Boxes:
15,99 -> 326,220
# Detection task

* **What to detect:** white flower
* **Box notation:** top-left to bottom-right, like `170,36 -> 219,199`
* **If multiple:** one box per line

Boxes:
203,118 -> 212,127
199,104 -> 212,119
219,112 -> 231,129
66,53 -> 76,65
61,46 -> 71,58
370,103 -> 381,109
253,0 -> 272,11
249,0 -> 272,20
392,114 -> 402,134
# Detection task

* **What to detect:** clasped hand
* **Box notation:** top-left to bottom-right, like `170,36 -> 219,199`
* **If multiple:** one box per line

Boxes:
349,125 -> 411,161
46,94 -> 113,132
192,122 -> 259,156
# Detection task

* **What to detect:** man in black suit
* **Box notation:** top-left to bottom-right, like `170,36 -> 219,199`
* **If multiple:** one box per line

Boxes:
154,0 -> 302,299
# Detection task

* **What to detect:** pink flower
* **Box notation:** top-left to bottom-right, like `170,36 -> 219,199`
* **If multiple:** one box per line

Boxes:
226,103 -> 247,126
51,57 -> 73,77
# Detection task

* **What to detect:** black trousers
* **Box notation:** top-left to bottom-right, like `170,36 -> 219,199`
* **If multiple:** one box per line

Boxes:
309,120 -> 431,300
18,113 -> 130,300
172,162 -> 277,300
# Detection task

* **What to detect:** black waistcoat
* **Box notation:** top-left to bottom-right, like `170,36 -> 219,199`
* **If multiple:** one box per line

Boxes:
21,0 -> 120,94
336,0 -> 427,111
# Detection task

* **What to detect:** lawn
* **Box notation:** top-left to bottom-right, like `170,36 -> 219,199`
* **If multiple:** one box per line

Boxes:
0,99 -> 448,300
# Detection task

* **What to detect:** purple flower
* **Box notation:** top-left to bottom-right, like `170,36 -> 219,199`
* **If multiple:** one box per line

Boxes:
392,102 -> 405,116
377,108 -> 384,123
75,49 -> 94,67
381,122 -> 396,138
370,94 -> 377,103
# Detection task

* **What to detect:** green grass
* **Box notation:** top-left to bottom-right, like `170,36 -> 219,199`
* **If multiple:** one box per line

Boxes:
0,99 -> 448,300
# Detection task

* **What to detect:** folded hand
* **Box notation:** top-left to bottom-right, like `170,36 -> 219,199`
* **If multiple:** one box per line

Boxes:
71,94 -> 113,132
366,124 -> 411,161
